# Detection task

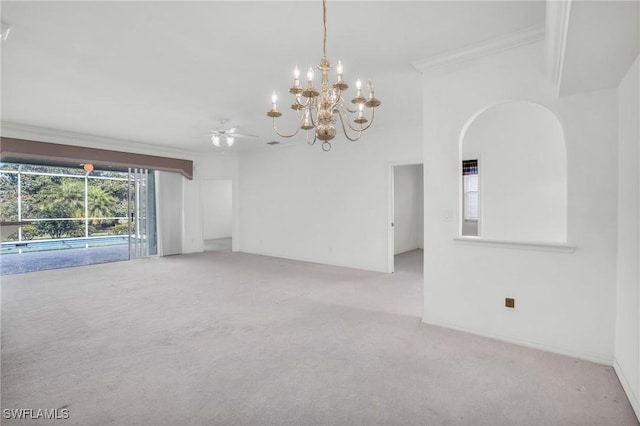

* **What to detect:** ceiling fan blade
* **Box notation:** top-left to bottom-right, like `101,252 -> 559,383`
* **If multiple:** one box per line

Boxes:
228,132 -> 258,139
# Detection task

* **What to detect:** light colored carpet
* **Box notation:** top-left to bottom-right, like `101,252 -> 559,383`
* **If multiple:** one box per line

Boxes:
203,238 -> 232,253
1,250 -> 637,425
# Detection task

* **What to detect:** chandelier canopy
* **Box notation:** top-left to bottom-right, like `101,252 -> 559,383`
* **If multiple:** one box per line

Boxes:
267,0 -> 381,152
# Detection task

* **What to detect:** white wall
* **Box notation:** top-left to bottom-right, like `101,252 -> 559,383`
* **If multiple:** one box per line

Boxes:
201,179 -> 232,240
156,170 -> 184,256
394,164 -> 424,255
462,101 -> 567,242
420,41 -> 618,364
238,66 -> 423,272
614,55 -> 640,418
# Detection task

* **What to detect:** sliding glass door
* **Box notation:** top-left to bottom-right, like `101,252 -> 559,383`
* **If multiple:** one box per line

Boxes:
0,162 -> 157,274
128,168 -> 157,259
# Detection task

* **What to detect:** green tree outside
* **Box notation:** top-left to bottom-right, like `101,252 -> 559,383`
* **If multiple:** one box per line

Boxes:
1,164 -> 129,241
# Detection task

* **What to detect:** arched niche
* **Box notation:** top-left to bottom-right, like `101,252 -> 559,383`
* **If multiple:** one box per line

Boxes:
460,101 -> 567,243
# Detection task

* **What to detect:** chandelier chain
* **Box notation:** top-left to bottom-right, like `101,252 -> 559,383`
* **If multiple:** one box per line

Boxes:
322,0 -> 327,57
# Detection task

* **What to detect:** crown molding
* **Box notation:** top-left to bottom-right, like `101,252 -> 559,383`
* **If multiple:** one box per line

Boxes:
545,0 -> 572,96
412,26 -> 545,75
0,121 -> 195,160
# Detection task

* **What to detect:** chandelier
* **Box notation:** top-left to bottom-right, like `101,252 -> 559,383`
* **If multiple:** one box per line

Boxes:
267,0 -> 381,152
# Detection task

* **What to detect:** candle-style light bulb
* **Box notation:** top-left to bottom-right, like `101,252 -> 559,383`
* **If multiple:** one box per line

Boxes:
356,78 -> 362,90
337,60 -> 343,76
307,66 -> 315,84
355,101 -> 366,122
267,89 -> 283,118
293,65 -> 300,88
368,79 -> 374,91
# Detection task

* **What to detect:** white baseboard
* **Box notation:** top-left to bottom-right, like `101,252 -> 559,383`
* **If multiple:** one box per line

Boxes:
237,248 -> 387,273
422,317 -> 612,365
614,359 -> 640,422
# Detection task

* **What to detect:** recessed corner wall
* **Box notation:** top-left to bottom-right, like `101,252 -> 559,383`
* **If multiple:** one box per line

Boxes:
419,41 -> 618,363
614,55 -> 640,418
156,170 -> 184,256
394,164 -> 424,255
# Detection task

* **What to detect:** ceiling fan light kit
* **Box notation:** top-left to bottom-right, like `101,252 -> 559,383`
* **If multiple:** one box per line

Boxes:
211,135 -> 235,147
210,120 -> 257,148
267,0 -> 381,152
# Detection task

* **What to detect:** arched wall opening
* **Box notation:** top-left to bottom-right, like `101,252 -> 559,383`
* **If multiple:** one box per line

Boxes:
459,100 -> 568,243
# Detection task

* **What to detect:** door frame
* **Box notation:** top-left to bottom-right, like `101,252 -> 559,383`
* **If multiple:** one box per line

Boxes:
387,161 -> 424,273
200,175 -> 237,252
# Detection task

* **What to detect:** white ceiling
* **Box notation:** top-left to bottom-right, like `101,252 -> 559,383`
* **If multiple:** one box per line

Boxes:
1,1 -> 546,153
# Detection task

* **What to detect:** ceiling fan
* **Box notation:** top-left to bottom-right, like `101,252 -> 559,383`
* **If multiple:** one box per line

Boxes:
209,121 -> 258,147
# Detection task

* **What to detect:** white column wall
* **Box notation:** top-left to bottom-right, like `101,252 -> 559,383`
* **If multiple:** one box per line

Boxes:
201,179 -> 233,240
155,170 -> 184,256
421,41 -> 618,363
614,55 -> 640,418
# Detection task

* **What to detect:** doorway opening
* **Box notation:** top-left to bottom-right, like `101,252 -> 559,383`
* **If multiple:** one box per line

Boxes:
201,178 -> 233,253
388,163 -> 424,274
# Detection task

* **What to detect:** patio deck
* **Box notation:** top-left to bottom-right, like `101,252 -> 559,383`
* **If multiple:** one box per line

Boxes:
0,244 -> 129,275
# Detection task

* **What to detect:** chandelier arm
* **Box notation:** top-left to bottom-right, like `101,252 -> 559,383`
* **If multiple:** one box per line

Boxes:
336,110 -> 364,142
367,106 -> 377,129
329,96 -> 344,114
358,107 -> 376,132
296,96 -> 311,109
295,99 -> 312,118
337,98 -> 358,114
272,118 -> 302,138
342,114 -> 371,133
309,105 -> 319,128
341,106 -> 376,133
306,130 -> 317,145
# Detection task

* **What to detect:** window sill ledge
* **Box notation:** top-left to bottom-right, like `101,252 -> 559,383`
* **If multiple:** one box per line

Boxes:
453,236 -> 576,253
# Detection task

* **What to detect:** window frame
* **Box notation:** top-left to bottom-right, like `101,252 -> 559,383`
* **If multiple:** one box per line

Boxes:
461,154 -> 481,236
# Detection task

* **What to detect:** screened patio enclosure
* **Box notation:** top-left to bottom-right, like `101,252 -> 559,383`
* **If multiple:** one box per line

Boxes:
0,163 -> 156,274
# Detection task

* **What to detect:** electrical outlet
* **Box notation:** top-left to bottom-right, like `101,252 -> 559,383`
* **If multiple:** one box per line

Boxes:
505,298 -> 515,309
